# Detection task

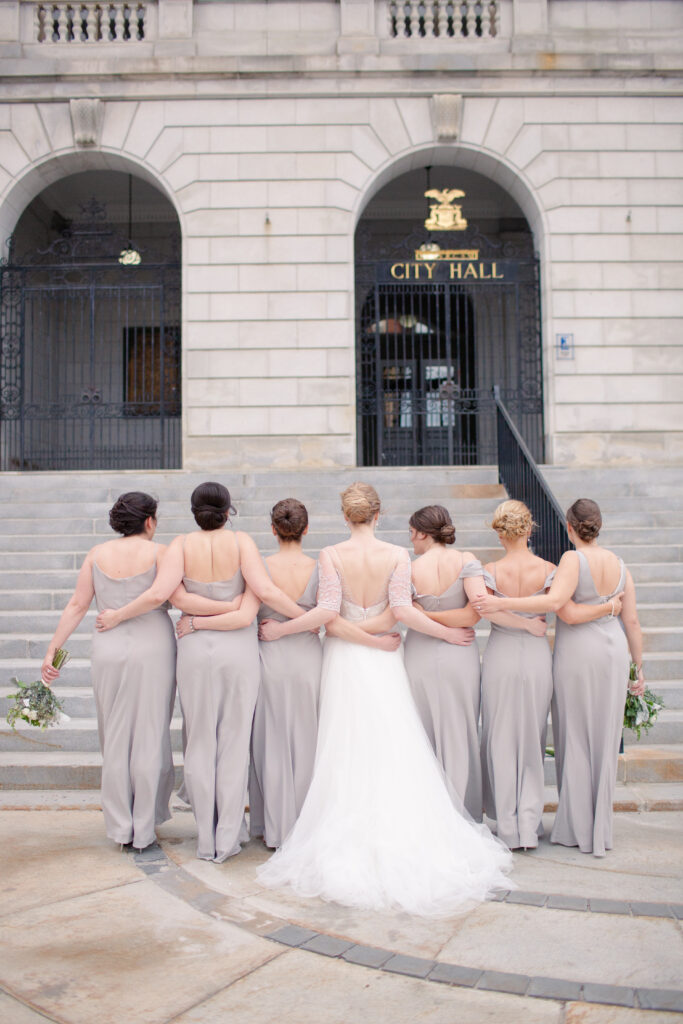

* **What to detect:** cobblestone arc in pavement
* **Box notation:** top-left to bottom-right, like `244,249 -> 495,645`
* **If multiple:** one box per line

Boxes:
131,842 -> 683,1015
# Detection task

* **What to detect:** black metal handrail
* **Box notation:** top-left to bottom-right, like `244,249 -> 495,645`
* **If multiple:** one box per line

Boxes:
494,385 -> 572,565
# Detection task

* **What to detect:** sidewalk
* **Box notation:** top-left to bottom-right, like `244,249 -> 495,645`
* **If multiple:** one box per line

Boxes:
1,802 -> 682,1023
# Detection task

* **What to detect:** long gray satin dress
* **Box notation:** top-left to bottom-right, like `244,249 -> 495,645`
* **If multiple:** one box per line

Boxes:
249,567 -> 322,848
176,569 -> 260,862
403,562 -> 484,821
551,552 -> 628,857
480,568 -> 554,849
91,562 -> 176,849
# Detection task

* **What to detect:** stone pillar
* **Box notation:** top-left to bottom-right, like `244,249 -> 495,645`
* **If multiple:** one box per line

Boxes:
511,0 -> 549,51
156,0 -> 193,55
337,0 -> 379,55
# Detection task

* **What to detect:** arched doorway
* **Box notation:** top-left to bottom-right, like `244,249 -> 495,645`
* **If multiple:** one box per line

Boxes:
355,166 -> 543,466
0,170 -> 181,471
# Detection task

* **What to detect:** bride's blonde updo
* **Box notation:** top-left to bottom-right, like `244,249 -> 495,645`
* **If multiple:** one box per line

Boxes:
490,499 -> 536,539
341,482 -> 381,524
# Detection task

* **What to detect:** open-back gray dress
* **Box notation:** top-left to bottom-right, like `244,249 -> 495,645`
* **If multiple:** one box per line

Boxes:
91,561 -> 176,849
176,564 -> 260,863
551,551 -> 628,857
249,566 -> 322,848
480,567 -> 554,849
403,562 -> 484,820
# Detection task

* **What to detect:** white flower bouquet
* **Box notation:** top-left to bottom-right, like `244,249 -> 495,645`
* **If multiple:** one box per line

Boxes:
5,648 -> 70,731
623,662 -> 663,741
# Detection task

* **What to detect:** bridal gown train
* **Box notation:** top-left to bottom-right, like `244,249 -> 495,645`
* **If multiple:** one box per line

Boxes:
257,552 -> 513,917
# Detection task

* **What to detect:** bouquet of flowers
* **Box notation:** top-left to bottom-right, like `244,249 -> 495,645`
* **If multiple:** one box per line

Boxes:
623,662 -> 663,741
5,648 -> 70,731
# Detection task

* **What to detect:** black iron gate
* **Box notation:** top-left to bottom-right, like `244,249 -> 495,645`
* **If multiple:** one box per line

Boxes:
0,203 -> 181,471
355,226 -> 543,466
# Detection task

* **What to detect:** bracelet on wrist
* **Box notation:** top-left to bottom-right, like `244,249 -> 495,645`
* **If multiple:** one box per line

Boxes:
189,616 -> 195,633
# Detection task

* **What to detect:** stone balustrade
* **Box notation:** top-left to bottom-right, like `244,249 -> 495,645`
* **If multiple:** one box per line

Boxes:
35,2 -> 147,43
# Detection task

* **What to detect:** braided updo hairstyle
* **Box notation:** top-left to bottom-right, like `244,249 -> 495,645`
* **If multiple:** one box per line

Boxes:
109,492 -> 158,536
271,498 -> 308,541
190,481 -> 235,531
340,482 -> 381,525
566,498 -> 602,542
490,499 -> 536,539
409,505 -> 456,545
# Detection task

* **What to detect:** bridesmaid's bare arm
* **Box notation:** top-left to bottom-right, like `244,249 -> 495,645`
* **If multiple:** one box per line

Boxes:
324,616 -> 401,650
42,550 -> 96,683
465,572 -> 547,636
177,587 -> 261,636
418,605 -> 480,627
237,532 -> 306,619
170,582 -> 243,616
620,570 -> 645,694
556,593 -> 623,625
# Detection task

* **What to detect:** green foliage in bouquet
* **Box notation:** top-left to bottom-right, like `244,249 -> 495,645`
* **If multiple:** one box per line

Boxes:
623,662 -> 664,741
5,648 -> 69,731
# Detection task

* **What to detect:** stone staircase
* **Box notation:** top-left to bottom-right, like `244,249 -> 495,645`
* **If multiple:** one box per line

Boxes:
0,465 -> 681,803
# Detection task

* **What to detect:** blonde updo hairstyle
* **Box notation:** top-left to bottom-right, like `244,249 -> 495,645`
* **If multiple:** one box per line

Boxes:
566,498 -> 602,542
490,499 -> 536,539
409,505 -> 456,545
341,482 -> 381,525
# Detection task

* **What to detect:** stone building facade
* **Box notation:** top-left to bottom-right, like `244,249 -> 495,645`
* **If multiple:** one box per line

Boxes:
0,0 -> 682,472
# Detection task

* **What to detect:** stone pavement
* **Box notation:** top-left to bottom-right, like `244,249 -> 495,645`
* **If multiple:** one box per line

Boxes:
0,802 -> 682,1024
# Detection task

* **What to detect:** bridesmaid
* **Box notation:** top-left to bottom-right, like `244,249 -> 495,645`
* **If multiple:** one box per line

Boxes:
478,500 -> 556,849
475,498 -> 640,857
95,481 -> 309,863
249,498 -> 322,849
401,505 -> 483,820
42,492 -> 176,851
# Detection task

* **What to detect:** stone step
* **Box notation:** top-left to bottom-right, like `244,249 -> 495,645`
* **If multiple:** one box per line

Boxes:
1,744 -> 680,791
546,709 -> 683,748
0,717 -> 185,753
641,652 -> 683,680
0,751 -> 184,790
629,564 -> 683,583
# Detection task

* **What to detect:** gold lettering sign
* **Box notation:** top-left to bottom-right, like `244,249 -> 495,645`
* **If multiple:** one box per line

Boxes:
392,261 -> 505,281
424,189 -> 467,232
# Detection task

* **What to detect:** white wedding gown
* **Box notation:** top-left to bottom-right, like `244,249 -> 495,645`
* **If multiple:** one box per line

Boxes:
257,549 -> 513,917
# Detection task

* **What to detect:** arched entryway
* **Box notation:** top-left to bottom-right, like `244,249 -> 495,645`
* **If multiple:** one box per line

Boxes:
0,170 -> 181,471
355,165 -> 543,466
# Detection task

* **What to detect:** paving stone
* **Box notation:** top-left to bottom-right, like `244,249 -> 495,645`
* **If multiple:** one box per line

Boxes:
341,945 -> 393,969
582,982 -> 636,1007
588,898 -> 631,915
300,934 -> 355,958
188,890 -> 228,915
429,963 -> 483,987
382,954 -> 436,979
527,976 -> 583,1001
629,900 -> 674,918
266,924 -> 318,947
478,970 -> 531,995
488,890 -> 509,902
546,894 -> 588,912
637,987 -> 683,1012
505,890 -> 547,907
670,904 -> 683,920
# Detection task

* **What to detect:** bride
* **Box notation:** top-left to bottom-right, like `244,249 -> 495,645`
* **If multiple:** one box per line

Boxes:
256,482 -> 513,917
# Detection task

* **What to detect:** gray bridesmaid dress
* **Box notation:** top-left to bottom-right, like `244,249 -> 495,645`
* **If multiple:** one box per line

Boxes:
551,551 -> 628,857
480,567 -> 554,849
403,562 -> 483,821
91,562 -> 176,849
176,567 -> 260,863
249,567 -> 322,848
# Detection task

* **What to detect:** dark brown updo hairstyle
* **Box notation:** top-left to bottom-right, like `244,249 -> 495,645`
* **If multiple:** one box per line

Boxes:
109,492 -> 158,537
271,498 -> 308,542
190,481 -> 235,531
341,482 -> 381,524
566,498 -> 602,542
409,505 -> 456,545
